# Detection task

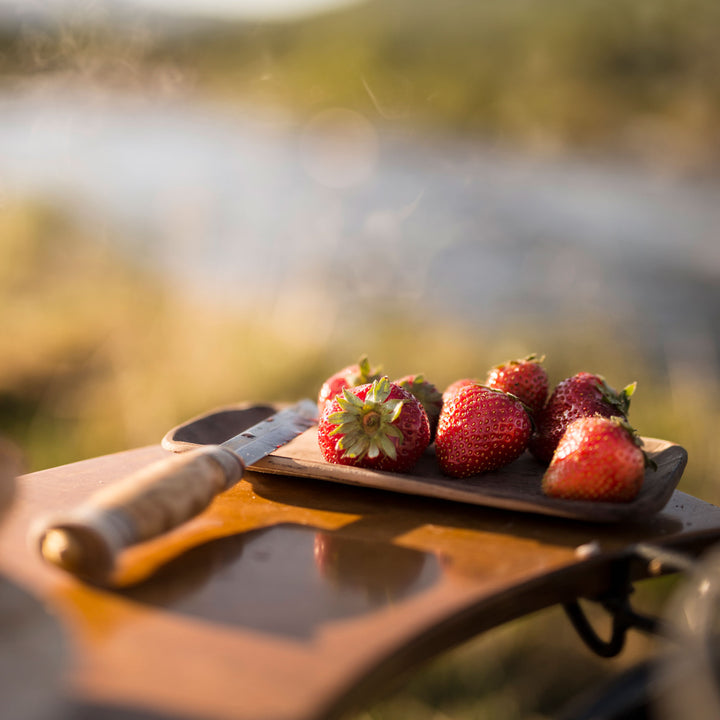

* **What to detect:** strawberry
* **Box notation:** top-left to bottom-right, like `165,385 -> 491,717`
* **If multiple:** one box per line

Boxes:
486,353 -> 549,415
394,374 -> 443,440
317,355 -> 383,418
442,378 -> 480,404
529,372 -> 635,464
317,377 -> 430,473
435,385 -> 533,478
542,416 -> 648,502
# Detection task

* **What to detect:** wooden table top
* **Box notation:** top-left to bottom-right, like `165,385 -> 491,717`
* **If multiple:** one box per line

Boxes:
2,444 -> 720,720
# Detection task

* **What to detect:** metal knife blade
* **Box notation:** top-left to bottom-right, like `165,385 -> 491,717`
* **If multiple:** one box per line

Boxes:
34,399 -> 318,584
222,398 -> 317,466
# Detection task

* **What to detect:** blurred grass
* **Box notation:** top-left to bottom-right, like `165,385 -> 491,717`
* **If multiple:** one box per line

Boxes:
1,0 -> 719,171
181,0 -> 720,170
155,0 -> 720,171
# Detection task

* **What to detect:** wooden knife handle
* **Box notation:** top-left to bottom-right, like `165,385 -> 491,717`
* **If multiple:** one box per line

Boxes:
34,444 -> 243,584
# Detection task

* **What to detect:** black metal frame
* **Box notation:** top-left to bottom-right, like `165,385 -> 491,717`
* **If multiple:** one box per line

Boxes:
562,543 -> 697,658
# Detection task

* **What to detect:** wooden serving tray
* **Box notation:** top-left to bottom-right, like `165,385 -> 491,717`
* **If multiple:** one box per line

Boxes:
163,404 -> 688,524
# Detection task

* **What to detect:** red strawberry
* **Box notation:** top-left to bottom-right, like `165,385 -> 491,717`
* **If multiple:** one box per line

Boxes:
317,355 -> 382,418
435,385 -> 533,478
486,353 -> 549,415
529,372 -> 635,464
442,378 -> 480,404
318,377 -> 430,473
542,416 -> 648,502
394,374 -> 443,440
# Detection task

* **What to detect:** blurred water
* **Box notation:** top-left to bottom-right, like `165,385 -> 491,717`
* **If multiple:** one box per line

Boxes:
1,84 -> 719,372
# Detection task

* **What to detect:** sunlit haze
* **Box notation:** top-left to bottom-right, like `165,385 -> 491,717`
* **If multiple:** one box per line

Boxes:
0,0 -> 362,23
131,0 -> 361,20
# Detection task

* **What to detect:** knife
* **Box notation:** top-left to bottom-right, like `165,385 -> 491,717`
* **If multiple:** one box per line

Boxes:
34,399 -> 317,584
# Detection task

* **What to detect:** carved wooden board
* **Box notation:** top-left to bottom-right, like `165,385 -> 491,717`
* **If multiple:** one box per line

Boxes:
163,404 -> 687,524
1,429 -> 717,720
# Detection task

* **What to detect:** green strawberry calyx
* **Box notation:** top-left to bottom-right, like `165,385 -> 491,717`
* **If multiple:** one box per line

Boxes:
347,354 -> 383,387
607,415 -> 658,471
492,353 -> 546,370
328,377 -> 405,461
598,377 -> 636,416
396,374 -> 442,413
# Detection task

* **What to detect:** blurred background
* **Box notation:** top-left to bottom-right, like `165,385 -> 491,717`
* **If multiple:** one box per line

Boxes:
1,0 -> 719,717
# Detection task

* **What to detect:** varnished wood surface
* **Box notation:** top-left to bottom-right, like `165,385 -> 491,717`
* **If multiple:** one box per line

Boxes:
2,444 -> 720,720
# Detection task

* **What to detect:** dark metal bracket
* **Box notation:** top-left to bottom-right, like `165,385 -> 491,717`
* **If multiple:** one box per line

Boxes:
563,543 -> 697,658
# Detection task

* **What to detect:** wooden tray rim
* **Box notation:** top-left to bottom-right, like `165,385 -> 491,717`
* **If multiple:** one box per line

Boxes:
162,403 -> 688,524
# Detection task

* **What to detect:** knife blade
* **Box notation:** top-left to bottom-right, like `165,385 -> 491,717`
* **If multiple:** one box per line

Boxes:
34,399 -> 317,584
